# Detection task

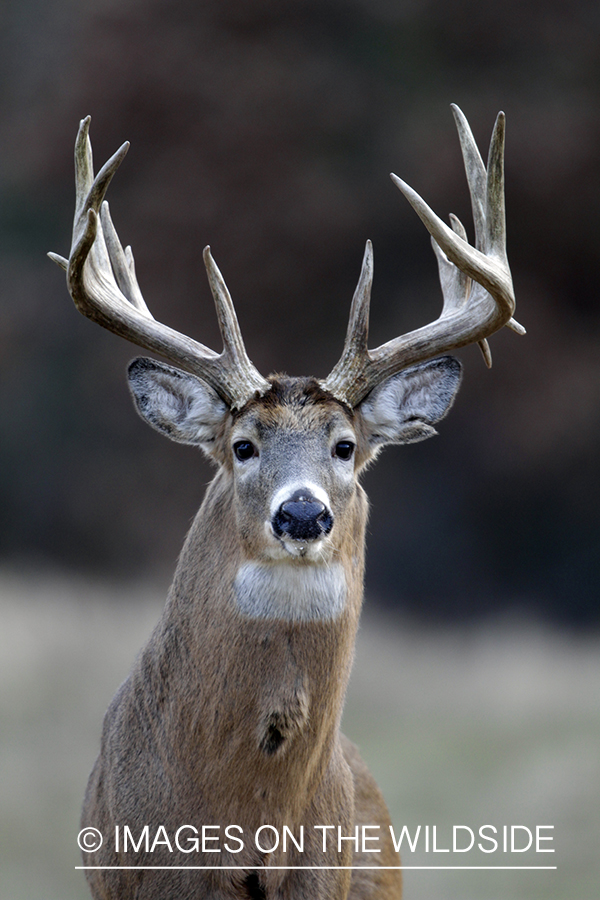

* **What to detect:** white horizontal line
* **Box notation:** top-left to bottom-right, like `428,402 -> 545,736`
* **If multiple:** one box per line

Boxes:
76,865 -> 557,871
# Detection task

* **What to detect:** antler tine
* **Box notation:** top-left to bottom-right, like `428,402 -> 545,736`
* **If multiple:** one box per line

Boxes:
485,111 -> 509,261
321,241 -> 373,403
451,104 -> 487,253
101,201 -> 152,316
432,213 -> 471,318
451,107 -> 525,341
449,108 -> 526,340
49,117 -> 269,410
202,246 -> 271,391
322,106 -> 524,408
74,117 -> 127,233
432,214 -> 492,368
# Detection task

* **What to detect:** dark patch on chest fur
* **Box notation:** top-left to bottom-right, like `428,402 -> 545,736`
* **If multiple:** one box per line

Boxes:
260,713 -> 287,755
258,676 -> 309,756
244,872 -> 267,900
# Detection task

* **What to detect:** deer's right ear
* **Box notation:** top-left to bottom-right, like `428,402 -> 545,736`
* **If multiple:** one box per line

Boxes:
127,358 -> 229,452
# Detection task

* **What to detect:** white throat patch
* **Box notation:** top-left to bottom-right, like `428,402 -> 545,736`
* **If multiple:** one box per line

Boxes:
234,562 -> 347,621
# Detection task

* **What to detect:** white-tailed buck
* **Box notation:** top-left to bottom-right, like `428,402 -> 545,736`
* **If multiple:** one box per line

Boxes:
51,106 -> 521,900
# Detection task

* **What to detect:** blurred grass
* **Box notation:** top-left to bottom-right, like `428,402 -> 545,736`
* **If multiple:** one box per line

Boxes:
0,570 -> 598,899
345,615 -> 600,899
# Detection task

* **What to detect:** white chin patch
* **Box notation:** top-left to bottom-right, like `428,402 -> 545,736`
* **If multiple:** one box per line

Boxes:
234,562 -> 347,621
262,520 -> 330,563
281,536 -> 326,560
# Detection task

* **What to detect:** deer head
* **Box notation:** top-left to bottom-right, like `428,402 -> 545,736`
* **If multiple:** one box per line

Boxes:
49,107 -> 521,573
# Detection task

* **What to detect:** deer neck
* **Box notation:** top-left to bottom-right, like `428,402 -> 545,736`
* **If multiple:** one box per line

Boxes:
169,467 -> 368,622
138,468 -> 367,808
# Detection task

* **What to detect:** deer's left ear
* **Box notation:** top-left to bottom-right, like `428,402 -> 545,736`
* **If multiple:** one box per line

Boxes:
358,356 -> 462,448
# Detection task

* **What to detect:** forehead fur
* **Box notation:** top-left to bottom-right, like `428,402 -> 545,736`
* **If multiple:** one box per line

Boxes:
234,375 -> 355,431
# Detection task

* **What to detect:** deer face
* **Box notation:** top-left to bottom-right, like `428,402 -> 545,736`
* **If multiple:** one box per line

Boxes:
227,377 -> 358,564
127,356 -> 462,566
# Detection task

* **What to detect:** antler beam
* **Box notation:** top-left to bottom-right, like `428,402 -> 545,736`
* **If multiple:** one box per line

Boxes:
49,116 -> 270,410
322,105 -> 523,408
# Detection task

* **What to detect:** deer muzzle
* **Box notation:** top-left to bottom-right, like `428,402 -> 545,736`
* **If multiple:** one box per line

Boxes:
272,488 -> 334,543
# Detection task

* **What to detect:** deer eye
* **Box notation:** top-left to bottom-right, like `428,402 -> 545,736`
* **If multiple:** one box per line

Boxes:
233,440 -> 257,461
333,441 -> 355,461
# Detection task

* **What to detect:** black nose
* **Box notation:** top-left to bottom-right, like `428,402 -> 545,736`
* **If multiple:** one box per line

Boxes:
272,489 -> 334,542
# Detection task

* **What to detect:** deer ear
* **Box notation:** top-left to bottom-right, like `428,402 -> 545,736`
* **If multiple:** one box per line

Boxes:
358,356 -> 462,448
127,358 -> 229,452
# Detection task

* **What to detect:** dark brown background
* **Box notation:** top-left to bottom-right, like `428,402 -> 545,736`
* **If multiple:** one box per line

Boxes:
1,0 -> 599,625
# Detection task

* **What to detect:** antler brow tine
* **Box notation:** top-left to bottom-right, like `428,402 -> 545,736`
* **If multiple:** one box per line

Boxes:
49,116 -> 270,410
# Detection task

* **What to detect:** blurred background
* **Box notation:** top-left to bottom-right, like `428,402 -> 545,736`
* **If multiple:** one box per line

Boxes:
0,1 -> 598,898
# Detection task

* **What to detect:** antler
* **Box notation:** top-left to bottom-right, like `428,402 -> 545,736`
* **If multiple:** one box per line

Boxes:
322,105 -> 524,408
48,116 -> 270,410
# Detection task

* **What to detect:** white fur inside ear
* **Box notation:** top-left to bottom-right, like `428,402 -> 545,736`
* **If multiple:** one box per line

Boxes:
360,356 -> 462,447
127,358 -> 228,449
